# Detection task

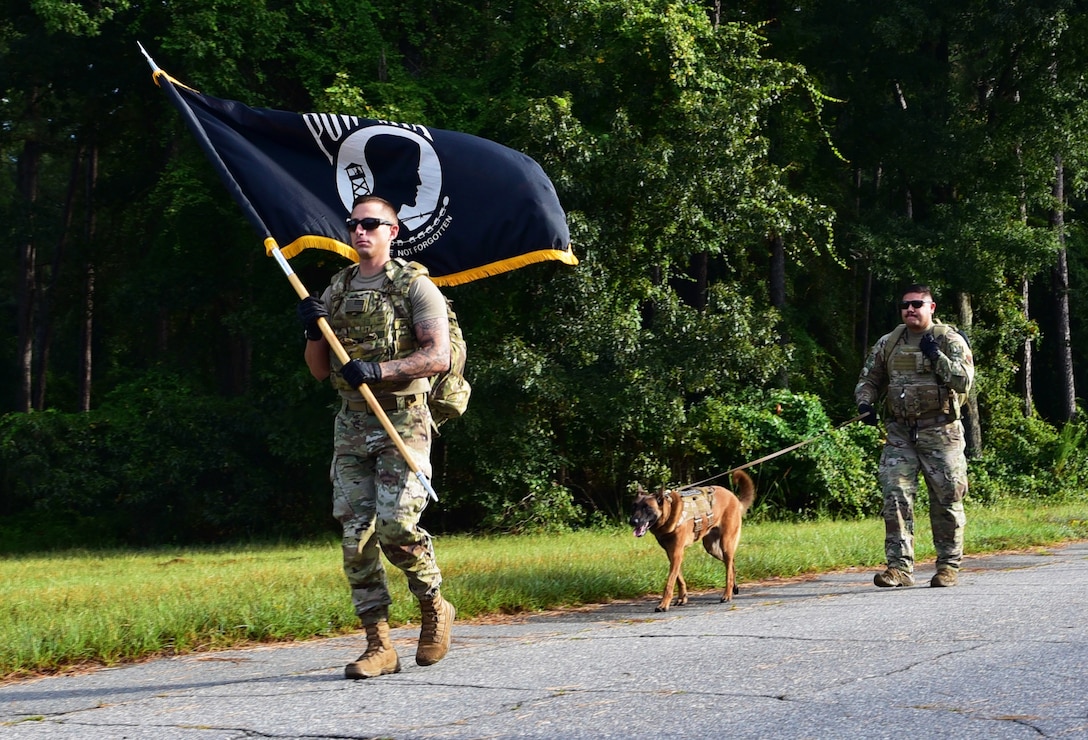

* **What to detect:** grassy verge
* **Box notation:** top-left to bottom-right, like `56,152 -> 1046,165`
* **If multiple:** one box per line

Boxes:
2,501 -> 1086,680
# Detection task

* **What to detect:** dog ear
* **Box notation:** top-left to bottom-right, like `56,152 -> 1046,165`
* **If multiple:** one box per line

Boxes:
633,482 -> 648,497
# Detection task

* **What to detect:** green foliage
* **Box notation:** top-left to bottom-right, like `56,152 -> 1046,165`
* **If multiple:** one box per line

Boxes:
26,0 -> 129,36
499,2 -> 838,285
4,0 -> 1088,547
686,390 -> 880,520
0,371 -> 332,548
436,264 -> 800,526
481,481 -> 596,535
970,409 -> 1088,505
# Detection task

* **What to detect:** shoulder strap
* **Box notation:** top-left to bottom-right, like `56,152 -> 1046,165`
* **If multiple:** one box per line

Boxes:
383,258 -> 431,295
329,264 -> 359,314
929,321 -> 964,347
881,320 -> 962,363
881,324 -> 908,364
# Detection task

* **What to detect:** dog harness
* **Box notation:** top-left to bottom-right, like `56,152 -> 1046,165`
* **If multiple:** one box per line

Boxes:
677,488 -> 716,539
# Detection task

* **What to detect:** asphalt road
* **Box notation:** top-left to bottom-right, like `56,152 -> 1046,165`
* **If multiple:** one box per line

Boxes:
3,541 -> 1087,739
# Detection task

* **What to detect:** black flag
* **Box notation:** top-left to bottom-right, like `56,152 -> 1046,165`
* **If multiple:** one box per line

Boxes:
150,64 -> 576,286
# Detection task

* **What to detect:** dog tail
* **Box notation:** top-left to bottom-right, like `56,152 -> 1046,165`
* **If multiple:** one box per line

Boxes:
731,470 -> 756,514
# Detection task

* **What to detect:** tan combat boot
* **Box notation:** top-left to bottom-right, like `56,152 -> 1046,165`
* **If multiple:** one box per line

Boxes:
930,566 -> 958,587
344,620 -> 401,679
873,567 -> 915,588
416,593 -> 456,666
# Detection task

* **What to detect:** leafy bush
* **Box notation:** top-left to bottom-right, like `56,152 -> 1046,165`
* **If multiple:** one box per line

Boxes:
0,371 -> 332,550
970,408 -> 1088,505
5,365 -> 1086,550
684,389 -> 880,520
480,480 -> 594,534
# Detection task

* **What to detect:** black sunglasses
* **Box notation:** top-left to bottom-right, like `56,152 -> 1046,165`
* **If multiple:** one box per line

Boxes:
346,217 -> 394,231
899,300 -> 930,309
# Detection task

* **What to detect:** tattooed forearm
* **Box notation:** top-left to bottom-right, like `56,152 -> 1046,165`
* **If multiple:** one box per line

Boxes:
379,317 -> 450,381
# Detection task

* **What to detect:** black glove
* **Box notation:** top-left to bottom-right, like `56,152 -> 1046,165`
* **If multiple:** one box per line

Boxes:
298,297 -> 329,341
919,333 -> 940,361
342,360 -> 382,388
858,403 -> 878,426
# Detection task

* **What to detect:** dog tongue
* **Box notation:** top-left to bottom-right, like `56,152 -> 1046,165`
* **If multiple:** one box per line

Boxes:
633,524 -> 648,538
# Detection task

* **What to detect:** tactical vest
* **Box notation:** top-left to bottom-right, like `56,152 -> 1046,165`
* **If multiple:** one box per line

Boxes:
327,260 -> 430,399
882,322 -> 962,422
327,259 -> 470,425
678,488 -> 716,539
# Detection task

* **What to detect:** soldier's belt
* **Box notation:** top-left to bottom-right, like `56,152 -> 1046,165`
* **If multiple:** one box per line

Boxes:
345,394 -> 426,414
892,413 -> 952,429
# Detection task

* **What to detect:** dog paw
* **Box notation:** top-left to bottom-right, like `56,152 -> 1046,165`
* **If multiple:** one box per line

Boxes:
654,605 -> 668,612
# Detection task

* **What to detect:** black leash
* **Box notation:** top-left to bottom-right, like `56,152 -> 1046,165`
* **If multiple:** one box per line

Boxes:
677,413 -> 868,492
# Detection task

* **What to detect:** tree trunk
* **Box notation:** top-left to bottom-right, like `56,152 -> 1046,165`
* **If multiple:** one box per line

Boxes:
1050,154 -> 1075,422
854,165 -> 872,357
80,265 -> 95,412
79,143 -> 99,412
15,138 -> 41,413
1016,141 -> 1034,419
1020,277 -> 1033,418
956,292 -> 982,457
641,264 -> 661,329
33,143 -> 85,410
860,268 -> 873,358
769,234 -> 788,388
690,251 -> 708,311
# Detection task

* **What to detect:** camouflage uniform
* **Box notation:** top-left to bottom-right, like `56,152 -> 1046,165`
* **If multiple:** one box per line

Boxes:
855,323 -> 974,574
332,401 -> 441,622
323,260 -> 447,625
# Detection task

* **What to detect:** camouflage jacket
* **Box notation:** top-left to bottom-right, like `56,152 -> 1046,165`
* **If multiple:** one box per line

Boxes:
855,321 -> 974,423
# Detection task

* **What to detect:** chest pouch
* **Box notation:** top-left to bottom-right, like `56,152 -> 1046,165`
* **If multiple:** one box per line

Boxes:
332,289 -> 398,363
886,346 -> 947,419
888,385 -> 949,420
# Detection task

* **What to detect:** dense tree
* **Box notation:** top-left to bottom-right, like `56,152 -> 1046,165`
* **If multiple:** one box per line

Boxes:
3,1 -> 1088,545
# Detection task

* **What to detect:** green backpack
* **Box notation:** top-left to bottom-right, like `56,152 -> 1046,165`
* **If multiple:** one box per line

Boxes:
391,260 -> 471,427
428,301 -> 471,426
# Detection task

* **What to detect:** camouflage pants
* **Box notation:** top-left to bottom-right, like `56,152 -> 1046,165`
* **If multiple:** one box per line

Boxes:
878,419 -> 968,573
330,401 -> 441,624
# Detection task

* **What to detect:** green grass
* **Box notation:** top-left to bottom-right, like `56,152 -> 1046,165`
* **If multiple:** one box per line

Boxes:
2,501 -> 1086,680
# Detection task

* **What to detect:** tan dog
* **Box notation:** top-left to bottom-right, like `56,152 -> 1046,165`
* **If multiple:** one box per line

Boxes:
629,470 -> 756,612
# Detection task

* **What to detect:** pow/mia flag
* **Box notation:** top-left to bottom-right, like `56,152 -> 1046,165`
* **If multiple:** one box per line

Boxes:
149,61 -> 576,286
